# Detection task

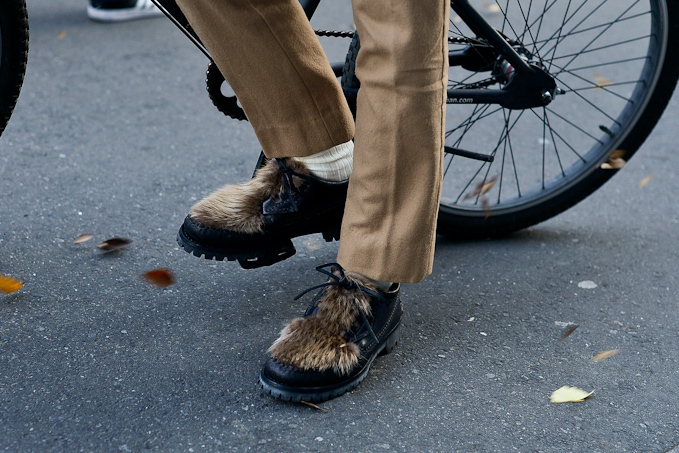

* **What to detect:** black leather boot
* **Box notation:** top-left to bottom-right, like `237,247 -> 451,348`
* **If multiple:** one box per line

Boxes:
178,158 -> 348,269
259,264 -> 402,402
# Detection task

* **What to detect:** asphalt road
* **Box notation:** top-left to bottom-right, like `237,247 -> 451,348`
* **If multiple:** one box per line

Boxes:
1,0 -> 679,451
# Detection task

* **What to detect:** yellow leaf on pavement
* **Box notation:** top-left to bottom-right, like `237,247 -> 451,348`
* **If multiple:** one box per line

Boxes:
0,275 -> 24,294
550,386 -> 594,403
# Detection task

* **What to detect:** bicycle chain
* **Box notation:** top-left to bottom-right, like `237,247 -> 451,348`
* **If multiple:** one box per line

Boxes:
313,29 -> 480,45
314,29 -> 355,38
207,31 -> 500,120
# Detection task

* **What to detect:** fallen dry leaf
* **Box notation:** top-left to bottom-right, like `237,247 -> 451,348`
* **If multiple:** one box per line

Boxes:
639,174 -> 654,188
299,400 -> 328,413
550,386 -> 594,403
464,176 -> 498,200
98,237 -> 133,251
141,268 -> 176,288
481,180 -> 496,195
0,275 -> 24,294
74,233 -> 94,244
601,150 -> 626,170
463,176 -> 497,219
593,73 -> 612,89
593,349 -> 619,362
482,198 -> 492,219
601,158 -> 626,169
559,324 -> 580,341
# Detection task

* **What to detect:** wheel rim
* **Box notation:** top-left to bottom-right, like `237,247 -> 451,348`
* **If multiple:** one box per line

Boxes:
442,0 -> 668,218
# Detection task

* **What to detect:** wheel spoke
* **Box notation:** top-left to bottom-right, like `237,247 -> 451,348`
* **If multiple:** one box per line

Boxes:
439,0 -> 665,227
553,76 -> 623,125
535,0 -> 604,59
446,105 -> 502,137
568,80 -> 642,92
551,0 -> 645,76
544,108 -> 567,176
550,60 -> 645,103
549,34 -> 650,62
534,108 -> 588,162
544,106 -> 604,144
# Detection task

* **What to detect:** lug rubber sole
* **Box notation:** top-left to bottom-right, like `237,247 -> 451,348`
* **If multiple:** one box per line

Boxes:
177,224 -> 341,269
258,324 -> 400,403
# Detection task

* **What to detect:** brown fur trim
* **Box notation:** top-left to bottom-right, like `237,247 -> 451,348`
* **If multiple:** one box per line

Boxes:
188,158 -> 311,233
268,271 -> 379,375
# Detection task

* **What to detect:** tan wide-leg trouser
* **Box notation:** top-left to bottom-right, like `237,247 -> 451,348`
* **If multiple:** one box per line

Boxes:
176,0 -> 449,283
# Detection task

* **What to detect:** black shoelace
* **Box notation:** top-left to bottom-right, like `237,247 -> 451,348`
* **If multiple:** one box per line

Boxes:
294,263 -> 385,346
277,159 -> 312,213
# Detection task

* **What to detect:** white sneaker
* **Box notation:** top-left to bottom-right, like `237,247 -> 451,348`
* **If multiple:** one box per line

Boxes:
87,0 -> 164,23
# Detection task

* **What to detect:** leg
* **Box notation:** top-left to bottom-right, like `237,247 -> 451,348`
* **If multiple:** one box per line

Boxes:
337,0 -> 450,283
175,0 -> 354,267
175,0 -> 354,157
260,0 -> 449,401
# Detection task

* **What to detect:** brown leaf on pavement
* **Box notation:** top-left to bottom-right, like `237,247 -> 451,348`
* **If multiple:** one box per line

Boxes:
601,150 -> 627,170
98,237 -> 133,251
464,176 -> 498,200
559,324 -> 580,341
141,268 -> 176,288
639,174 -> 654,188
299,401 -> 328,413
593,349 -> 619,362
482,198 -> 492,220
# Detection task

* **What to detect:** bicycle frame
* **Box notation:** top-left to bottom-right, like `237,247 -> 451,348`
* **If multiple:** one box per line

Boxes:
152,0 -> 557,113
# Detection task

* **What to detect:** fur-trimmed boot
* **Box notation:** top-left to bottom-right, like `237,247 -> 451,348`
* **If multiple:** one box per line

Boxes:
259,263 -> 402,402
177,158 -> 348,268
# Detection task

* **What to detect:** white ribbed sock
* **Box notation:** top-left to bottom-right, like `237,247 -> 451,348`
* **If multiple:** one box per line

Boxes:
293,140 -> 354,181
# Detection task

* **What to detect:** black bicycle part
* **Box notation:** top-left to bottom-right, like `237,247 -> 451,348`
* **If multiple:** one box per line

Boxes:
0,0 -> 29,138
437,0 -> 679,237
206,62 -> 247,121
156,0 -> 679,239
150,0 -> 208,58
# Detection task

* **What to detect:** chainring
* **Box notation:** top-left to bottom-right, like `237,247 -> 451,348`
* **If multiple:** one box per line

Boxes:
206,62 -> 247,121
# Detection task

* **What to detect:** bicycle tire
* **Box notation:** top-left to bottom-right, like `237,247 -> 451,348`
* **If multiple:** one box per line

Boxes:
0,0 -> 29,138
436,0 -> 679,237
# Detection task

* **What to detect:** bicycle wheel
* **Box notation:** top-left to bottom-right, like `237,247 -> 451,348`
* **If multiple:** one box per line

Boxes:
0,0 -> 29,137
436,0 -> 679,237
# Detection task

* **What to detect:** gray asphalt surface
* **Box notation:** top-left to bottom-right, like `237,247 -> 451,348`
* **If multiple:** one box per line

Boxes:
2,0 -> 679,451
